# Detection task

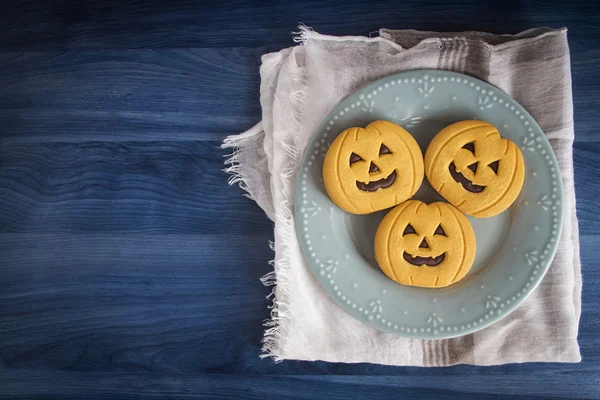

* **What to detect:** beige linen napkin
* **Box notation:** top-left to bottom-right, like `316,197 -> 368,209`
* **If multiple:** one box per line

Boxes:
223,26 -> 581,365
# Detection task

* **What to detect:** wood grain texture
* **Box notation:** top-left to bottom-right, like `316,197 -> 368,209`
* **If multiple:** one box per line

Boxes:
0,141 -> 272,233
574,142 -> 600,235
0,233 -> 274,373
2,0 -> 599,50
0,0 -> 599,398
0,50 -> 263,142
2,371 -> 600,399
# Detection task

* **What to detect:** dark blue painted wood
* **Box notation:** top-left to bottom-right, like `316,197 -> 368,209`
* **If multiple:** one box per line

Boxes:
0,50 -> 264,142
2,371 -> 600,399
0,142 -> 271,233
0,0 -> 599,399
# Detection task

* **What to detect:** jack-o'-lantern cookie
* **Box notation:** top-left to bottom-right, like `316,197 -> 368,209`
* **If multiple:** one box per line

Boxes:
375,200 -> 476,288
424,120 -> 525,218
323,120 -> 424,214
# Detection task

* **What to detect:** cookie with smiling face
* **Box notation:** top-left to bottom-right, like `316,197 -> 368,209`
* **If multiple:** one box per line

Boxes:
424,120 -> 525,218
322,120 -> 424,215
375,200 -> 476,288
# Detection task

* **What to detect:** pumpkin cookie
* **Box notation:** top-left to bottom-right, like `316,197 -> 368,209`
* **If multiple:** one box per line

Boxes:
323,120 -> 424,214
375,200 -> 476,288
424,120 -> 525,218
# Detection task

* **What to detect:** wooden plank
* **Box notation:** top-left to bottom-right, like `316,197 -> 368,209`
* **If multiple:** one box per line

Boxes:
0,141 -> 272,233
2,0 -> 599,50
579,234 -> 600,359
574,142 -> 600,235
571,45 -> 600,142
0,233 -> 273,372
0,370 -> 599,399
0,50 -> 263,142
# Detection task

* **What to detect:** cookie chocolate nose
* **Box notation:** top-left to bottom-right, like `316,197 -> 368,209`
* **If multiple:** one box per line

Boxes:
467,162 -> 478,173
369,162 -> 379,173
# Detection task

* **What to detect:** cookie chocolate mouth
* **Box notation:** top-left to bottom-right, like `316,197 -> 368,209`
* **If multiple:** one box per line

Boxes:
403,251 -> 446,267
449,162 -> 485,193
356,170 -> 397,192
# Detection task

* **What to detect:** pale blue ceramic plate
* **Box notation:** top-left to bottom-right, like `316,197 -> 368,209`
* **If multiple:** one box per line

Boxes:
294,70 -> 563,339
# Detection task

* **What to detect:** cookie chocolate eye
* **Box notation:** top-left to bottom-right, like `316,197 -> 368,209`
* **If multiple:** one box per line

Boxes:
379,143 -> 392,155
403,224 -> 416,235
488,160 -> 500,174
434,224 -> 446,236
462,142 -> 475,154
349,152 -> 363,165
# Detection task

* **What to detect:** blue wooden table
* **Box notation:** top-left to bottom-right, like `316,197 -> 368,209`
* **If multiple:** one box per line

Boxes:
1,1 -> 599,398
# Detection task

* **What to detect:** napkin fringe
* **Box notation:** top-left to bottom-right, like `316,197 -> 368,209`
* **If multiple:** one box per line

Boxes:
223,130 -> 289,360
222,125 -> 290,359
293,23 -> 406,51
222,148 -> 257,203
261,49 -> 309,360
258,163 -> 300,361
222,122 -> 265,204
293,24 -> 314,45
222,47 -> 309,360
261,214 -> 293,361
